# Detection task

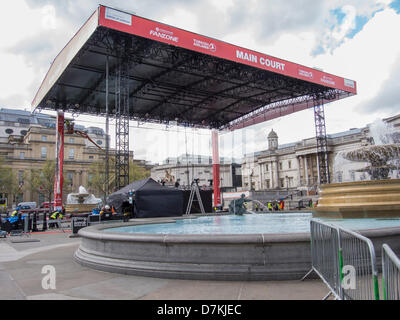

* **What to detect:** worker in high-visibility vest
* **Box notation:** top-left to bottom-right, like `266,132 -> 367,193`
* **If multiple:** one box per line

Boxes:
11,207 -> 20,217
49,210 -> 63,229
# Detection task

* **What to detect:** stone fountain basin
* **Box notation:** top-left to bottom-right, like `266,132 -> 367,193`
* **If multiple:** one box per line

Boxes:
314,179 -> 400,218
73,216 -> 400,281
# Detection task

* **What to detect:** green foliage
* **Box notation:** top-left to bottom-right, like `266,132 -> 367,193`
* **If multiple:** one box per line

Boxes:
88,158 -> 150,199
24,160 -> 71,203
0,157 -> 19,202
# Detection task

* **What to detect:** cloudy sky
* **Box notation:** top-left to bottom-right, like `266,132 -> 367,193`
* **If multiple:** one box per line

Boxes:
1,0 -> 400,164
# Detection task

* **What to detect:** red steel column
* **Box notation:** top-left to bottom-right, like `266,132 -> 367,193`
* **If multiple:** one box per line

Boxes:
212,130 -> 221,207
54,111 -> 64,211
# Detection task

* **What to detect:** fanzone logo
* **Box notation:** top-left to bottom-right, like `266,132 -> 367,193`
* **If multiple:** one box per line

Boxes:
320,75 -> 335,86
298,69 -> 313,79
149,27 -> 179,43
193,39 -> 216,52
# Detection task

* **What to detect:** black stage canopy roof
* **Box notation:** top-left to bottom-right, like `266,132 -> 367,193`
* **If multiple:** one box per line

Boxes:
32,5 -> 357,130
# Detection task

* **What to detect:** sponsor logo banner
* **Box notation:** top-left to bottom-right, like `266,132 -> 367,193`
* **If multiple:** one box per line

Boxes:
320,75 -> 335,86
105,7 -> 132,26
298,69 -> 313,79
193,39 -> 216,52
150,27 -> 179,43
98,6 -> 356,95
344,78 -> 355,88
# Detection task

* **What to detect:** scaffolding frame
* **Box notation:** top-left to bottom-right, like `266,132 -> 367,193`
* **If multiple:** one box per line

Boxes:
114,59 -> 130,190
313,96 -> 331,185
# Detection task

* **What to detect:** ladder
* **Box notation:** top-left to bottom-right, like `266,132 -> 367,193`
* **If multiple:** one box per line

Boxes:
185,181 -> 206,215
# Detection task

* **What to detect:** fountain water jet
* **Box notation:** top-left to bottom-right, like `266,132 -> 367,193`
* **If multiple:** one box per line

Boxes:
314,119 -> 400,218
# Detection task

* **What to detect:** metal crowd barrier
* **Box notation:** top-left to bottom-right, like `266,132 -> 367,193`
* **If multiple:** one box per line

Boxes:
337,227 -> 379,300
382,244 -> 400,300
303,219 -> 380,300
302,220 -> 341,299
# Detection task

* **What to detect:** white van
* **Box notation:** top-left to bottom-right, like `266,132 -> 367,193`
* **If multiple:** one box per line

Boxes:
17,202 -> 37,210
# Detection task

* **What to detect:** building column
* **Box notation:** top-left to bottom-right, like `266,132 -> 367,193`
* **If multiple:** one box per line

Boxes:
297,156 -> 302,187
269,161 -> 273,189
259,163 -> 264,190
273,160 -> 279,189
316,154 -> 321,185
304,156 -> 309,186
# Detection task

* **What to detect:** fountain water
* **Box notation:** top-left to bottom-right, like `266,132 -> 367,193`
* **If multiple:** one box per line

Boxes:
315,119 -> 400,218
65,186 -> 102,214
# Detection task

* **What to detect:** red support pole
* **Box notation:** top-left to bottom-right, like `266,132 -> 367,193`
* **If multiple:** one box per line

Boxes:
212,130 -> 221,208
53,111 -> 64,211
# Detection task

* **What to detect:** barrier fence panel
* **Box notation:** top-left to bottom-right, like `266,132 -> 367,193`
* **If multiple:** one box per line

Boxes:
382,244 -> 400,300
305,220 -> 341,299
306,219 -> 381,300
336,227 -> 379,300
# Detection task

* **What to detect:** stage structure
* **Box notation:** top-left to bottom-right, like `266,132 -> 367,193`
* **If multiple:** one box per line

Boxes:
32,5 -> 357,207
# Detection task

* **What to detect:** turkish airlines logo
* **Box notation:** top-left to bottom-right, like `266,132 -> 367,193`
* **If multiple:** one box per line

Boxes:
193,39 -> 216,52
149,27 -> 179,43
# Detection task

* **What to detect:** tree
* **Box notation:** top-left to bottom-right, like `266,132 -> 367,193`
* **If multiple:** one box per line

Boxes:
129,161 -> 150,182
24,160 -> 71,204
88,158 -> 150,201
0,157 -> 21,207
88,159 -> 115,201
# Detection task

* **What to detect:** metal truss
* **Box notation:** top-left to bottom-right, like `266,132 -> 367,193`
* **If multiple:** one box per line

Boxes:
114,59 -> 130,190
313,95 -> 331,185
40,28 -> 353,133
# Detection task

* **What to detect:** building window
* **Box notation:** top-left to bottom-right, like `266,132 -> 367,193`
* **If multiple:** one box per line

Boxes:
5,128 -> 13,134
265,164 -> 269,172
20,152 -> 25,159
280,178 -> 285,188
288,160 -> 292,169
279,162 -> 282,170
41,147 -> 47,158
96,140 -> 103,145
18,170 -> 24,186
88,173 -> 93,183
67,172 -> 73,186
89,155 -> 94,160
20,130 -> 27,136
266,179 -> 270,189
42,135 -> 47,142
69,137 -> 75,143
69,148 -> 74,159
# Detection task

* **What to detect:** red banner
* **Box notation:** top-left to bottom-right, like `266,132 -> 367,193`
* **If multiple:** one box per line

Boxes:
211,130 -> 221,207
98,6 -> 357,95
53,111 -> 64,211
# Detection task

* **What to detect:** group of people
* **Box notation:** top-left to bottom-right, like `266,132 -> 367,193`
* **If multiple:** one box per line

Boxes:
265,199 -> 285,211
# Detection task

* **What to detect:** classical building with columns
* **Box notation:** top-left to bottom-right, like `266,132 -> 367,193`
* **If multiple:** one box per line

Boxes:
241,113 -> 400,192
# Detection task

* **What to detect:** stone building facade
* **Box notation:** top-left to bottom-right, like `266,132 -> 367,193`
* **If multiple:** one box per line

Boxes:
0,108 -> 134,206
151,154 -> 242,191
241,113 -> 400,192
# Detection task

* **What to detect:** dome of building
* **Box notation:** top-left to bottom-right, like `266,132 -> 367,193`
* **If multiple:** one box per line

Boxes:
268,129 -> 278,139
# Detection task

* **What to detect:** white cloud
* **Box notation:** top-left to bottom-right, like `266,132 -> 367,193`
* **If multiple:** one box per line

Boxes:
2,1 -> 400,162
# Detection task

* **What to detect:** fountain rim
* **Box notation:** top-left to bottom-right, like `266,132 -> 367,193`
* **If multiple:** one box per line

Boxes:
319,178 -> 400,188
78,215 -> 314,243
77,213 -> 400,243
